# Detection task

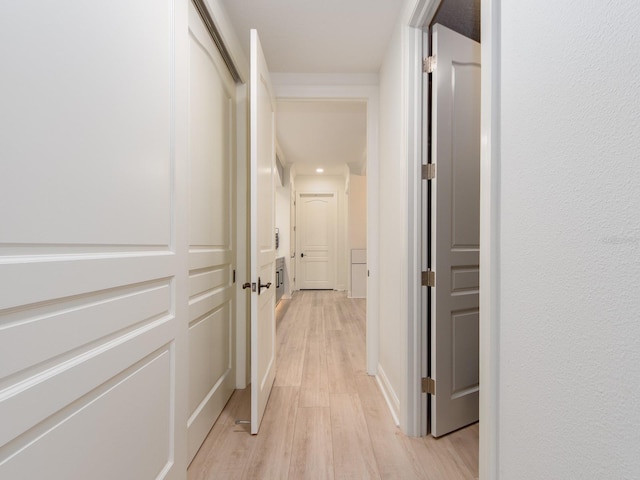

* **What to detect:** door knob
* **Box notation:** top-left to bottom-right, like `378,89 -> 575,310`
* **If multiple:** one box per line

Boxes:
242,282 -> 255,292
258,277 -> 272,295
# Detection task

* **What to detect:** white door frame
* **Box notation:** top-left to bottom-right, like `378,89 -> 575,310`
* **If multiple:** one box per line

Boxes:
272,78 -> 380,376
406,0 -> 499,478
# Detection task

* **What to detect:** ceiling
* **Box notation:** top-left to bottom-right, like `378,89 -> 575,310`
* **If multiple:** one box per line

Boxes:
219,0 -> 403,177
276,100 -> 367,176
219,0 -> 405,74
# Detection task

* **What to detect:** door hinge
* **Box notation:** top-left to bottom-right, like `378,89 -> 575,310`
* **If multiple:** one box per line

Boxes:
423,56 -> 436,73
422,269 -> 435,287
422,163 -> 436,180
233,269 -> 236,283
422,377 -> 436,395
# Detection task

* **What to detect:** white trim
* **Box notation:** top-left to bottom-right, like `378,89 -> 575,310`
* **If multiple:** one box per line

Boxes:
376,364 -> 401,426
479,0 -> 500,478
274,82 -> 380,377
173,0 -> 191,471
403,0 -> 442,438
271,73 -> 378,87
407,0 -> 442,27
402,24 -> 425,437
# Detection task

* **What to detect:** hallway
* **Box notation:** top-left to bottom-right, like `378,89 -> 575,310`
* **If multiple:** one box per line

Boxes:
188,291 -> 478,479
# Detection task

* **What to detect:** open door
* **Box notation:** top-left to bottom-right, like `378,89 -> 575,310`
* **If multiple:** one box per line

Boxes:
430,24 -> 481,437
249,29 -> 277,435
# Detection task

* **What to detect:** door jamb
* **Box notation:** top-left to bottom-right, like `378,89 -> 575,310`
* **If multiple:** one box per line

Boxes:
405,0 -> 441,438
478,0 -> 500,478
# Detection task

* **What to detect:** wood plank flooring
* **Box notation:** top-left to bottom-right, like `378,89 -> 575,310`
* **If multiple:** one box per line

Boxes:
188,291 -> 478,480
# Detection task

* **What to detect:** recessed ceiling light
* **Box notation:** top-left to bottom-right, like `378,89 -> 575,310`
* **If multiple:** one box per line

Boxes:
316,168 -> 324,173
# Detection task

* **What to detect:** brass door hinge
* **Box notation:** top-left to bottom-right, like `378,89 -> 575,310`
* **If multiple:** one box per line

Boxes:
423,56 -> 436,73
422,269 -> 435,287
422,163 -> 436,180
422,377 -> 436,395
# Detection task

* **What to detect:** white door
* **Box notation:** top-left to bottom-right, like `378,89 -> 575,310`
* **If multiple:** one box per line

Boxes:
430,24 -> 481,437
296,192 -> 337,290
187,2 -> 236,461
290,188 -> 297,290
249,29 -> 277,435
0,2 -> 187,478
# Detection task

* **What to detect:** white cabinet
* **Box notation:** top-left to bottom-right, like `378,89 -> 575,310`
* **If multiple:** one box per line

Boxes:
351,249 -> 367,298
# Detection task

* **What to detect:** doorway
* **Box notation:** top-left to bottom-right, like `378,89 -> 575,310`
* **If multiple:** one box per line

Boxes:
425,22 -> 481,437
411,0 -> 481,450
296,192 -> 338,290
272,88 -> 379,375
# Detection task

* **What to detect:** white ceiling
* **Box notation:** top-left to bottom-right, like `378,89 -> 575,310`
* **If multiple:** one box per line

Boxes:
276,100 -> 367,175
219,0 -> 402,176
219,0 -> 405,74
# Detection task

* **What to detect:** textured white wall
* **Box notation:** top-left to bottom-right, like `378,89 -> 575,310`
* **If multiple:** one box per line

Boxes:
497,2 -> 640,477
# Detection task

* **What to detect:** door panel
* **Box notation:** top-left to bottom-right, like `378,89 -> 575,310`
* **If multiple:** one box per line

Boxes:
187,1 -> 236,461
430,24 -> 481,437
0,1 -> 184,478
250,29 -> 277,435
297,193 -> 337,290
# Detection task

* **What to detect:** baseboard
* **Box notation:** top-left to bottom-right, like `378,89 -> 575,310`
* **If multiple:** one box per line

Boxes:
375,363 -> 400,426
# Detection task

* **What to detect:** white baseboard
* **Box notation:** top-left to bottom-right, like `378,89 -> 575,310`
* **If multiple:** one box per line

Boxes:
375,364 -> 400,426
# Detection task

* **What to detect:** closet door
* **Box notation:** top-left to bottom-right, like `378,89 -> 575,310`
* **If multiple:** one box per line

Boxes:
0,1 -> 187,478
187,0 -> 237,461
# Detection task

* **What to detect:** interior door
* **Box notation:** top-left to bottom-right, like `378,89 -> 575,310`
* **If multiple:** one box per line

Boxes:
430,24 -> 481,437
187,1 -> 236,461
290,188 -> 297,290
249,29 -> 277,435
296,192 -> 337,290
0,2 -> 185,478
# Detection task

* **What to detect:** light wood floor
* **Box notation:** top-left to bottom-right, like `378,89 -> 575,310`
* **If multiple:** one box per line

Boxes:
188,290 -> 478,479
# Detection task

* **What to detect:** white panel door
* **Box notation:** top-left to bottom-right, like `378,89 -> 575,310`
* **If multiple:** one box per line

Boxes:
249,29 -> 277,435
0,1 -> 187,479
296,193 -> 337,290
430,24 -> 481,437
187,2 -> 236,462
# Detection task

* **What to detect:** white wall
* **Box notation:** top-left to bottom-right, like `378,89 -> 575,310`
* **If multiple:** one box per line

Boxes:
493,2 -> 640,477
294,175 -> 349,291
376,11 -> 409,424
275,171 -> 292,297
